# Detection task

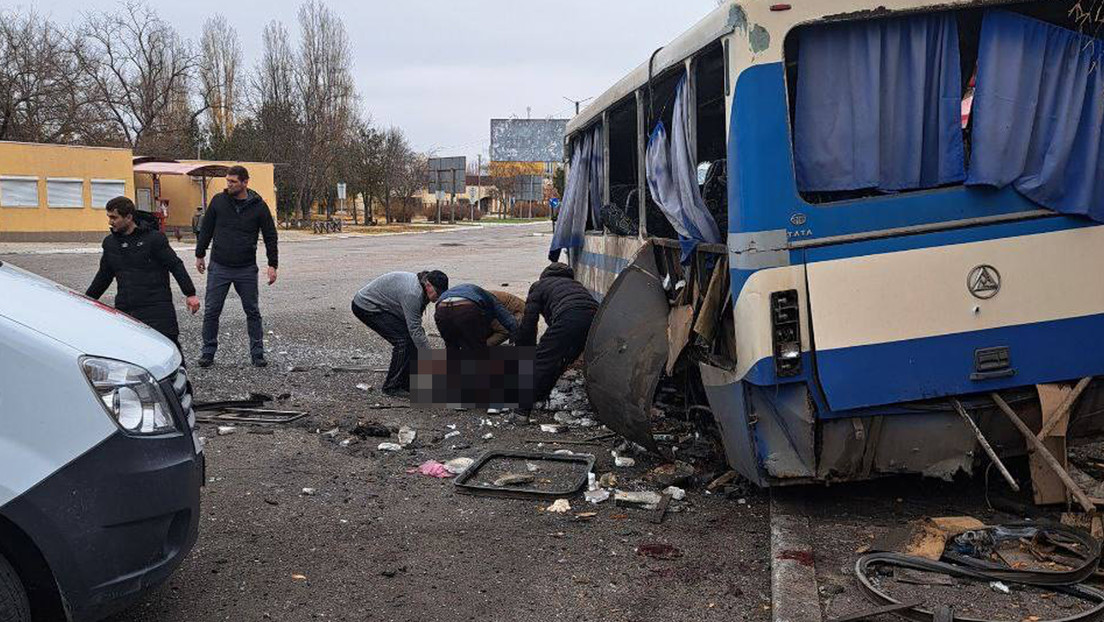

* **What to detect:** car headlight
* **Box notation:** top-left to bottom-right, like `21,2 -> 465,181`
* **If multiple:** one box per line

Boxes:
80,357 -> 178,435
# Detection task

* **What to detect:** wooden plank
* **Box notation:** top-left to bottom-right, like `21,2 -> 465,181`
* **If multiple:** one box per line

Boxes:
991,393 -> 1096,513
1032,384 -> 1073,505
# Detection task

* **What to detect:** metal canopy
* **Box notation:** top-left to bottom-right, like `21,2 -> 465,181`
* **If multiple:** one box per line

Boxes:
132,161 -> 230,177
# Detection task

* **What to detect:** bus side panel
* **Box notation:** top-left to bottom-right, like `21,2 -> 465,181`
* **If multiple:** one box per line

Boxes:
806,224 -> 1104,413
570,234 -> 644,300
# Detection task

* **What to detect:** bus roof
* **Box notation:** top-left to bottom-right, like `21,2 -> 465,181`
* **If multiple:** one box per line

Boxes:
565,0 -> 1014,140
566,3 -> 734,137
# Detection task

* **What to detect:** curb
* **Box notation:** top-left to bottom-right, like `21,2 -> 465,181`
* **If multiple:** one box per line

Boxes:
770,492 -> 823,622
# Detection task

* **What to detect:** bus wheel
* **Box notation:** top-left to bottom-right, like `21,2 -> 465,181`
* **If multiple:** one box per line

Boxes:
0,552 -> 30,622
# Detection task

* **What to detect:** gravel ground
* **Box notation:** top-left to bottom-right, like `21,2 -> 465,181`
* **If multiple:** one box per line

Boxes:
2,223 -> 772,622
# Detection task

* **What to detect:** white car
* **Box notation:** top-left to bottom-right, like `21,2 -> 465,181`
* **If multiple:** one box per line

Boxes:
0,260 -> 203,622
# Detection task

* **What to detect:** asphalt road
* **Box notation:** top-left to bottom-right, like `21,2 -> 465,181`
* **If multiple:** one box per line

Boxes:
8,222 -> 1089,622
2,223 -> 773,622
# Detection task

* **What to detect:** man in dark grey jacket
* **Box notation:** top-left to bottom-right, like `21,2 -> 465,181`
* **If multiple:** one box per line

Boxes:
352,270 -> 449,396
194,165 -> 279,368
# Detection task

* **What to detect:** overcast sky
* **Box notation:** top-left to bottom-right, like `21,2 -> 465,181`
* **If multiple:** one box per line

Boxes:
12,0 -> 719,162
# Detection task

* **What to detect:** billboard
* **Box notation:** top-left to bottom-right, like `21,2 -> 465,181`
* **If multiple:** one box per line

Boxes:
490,119 -> 569,163
427,156 -> 466,194
516,175 -> 543,201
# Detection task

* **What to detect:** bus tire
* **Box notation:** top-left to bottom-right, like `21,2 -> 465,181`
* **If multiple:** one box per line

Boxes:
0,552 -> 29,622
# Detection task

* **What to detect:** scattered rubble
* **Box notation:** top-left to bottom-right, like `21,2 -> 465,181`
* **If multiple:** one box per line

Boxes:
545,499 -> 572,513
217,426 -> 236,436
444,457 -> 474,474
585,489 -> 611,504
615,491 -> 663,510
663,486 -> 686,501
398,426 -> 417,446
301,487 -> 317,496
540,424 -> 564,434
377,442 -> 403,452
614,456 -> 636,468
351,421 -> 392,439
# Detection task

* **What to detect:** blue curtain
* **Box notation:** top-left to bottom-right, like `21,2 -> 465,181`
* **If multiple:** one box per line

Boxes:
588,125 -> 604,230
794,14 -> 966,192
646,74 -> 722,263
549,127 -> 599,262
966,11 -> 1104,221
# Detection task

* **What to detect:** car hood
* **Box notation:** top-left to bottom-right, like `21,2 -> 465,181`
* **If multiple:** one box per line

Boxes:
0,261 -> 181,379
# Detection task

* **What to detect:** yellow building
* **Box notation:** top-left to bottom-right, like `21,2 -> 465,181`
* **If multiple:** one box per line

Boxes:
0,141 -> 277,241
0,141 -> 135,241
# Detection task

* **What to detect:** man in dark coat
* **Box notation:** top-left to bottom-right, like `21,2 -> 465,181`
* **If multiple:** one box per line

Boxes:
194,165 -> 279,368
517,262 -> 599,407
86,196 -> 200,350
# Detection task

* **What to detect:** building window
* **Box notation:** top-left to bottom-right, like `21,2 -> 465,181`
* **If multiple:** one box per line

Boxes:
0,176 -> 40,208
46,178 -> 85,208
90,179 -> 127,209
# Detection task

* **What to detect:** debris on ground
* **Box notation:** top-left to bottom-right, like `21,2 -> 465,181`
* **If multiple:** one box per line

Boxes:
217,426 -> 236,436
377,442 -> 403,452
869,516 -> 985,561
663,486 -> 686,501
493,473 -> 535,487
355,383 -> 371,392
444,457 -> 475,475
545,499 -> 571,513
599,473 -> 618,488
408,460 -> 453,478
615,490 -> 663,510
636,542 -> 683,560
482,433 -> 494,440
443,430 -> 461,439
647,462 -> 696,488
585,489 -> 611,504
301,487 -> 317,496
613,455 -> 636,468
540,424 -> 564,434
351,421 -> 392,439
398,425 -> 416,446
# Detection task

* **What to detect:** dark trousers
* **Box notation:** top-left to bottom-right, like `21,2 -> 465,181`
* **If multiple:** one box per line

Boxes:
533,307 -> 596,403
202,262 -> 264,358
435,302 -> 492,350
352,302 -> 414,392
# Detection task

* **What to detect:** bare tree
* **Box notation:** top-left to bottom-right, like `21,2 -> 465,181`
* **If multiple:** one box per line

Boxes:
395,151 -> 429,223
74,1 -> 203,154
291,0 -> 356,218
200,17 -> 242,153
372,127 -> 414,224
0,9 -> 102,143
251,20 -> 300,216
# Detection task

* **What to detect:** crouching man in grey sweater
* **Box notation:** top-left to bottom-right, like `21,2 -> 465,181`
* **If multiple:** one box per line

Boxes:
352,270 -> 449,396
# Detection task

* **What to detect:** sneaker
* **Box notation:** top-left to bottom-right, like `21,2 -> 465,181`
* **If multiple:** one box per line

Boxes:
197,355 -> 214,368
251,355 -> 268,368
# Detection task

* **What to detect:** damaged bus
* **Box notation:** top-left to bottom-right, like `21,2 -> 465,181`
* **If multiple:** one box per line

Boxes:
552,0 -> 1104,487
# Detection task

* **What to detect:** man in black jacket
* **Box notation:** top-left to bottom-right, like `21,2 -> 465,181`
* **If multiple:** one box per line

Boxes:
194,165 -> 279,368
86,196 -> 200,351
517,262 -> 599,407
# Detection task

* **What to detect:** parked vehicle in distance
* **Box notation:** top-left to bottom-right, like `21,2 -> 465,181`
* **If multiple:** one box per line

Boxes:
0,260 -> 203,622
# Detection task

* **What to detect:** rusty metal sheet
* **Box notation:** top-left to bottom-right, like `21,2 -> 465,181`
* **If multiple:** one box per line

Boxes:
583,242 -> 667,453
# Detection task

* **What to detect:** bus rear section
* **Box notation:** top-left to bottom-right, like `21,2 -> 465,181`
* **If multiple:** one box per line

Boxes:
718,0 -> 1104,486
571,0 -> 1104,487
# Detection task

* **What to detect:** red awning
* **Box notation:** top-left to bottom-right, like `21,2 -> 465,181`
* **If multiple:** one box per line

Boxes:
133,161 -> 229,177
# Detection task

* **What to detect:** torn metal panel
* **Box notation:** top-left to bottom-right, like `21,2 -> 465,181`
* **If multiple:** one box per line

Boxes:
700,362 -> 764,485
583,242 -> 666,453
818,417 -> 869,480
748,384 -> 816,478
871,412 -> 975,480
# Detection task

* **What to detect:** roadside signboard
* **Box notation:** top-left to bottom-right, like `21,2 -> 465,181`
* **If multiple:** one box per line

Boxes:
428,157 -> 467,194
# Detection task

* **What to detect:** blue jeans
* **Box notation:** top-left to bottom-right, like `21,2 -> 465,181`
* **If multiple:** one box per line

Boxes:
202,262 -> 264,358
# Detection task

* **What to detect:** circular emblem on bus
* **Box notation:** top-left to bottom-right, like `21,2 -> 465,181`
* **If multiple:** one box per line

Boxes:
790,212 -> 807,226
967,265 -> 1001,299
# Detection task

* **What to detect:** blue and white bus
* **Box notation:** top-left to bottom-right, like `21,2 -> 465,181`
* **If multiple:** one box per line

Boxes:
555,0 -> 1104,486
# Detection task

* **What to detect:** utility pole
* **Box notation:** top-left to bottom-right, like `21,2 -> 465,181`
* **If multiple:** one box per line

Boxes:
563,95 -> 593,116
